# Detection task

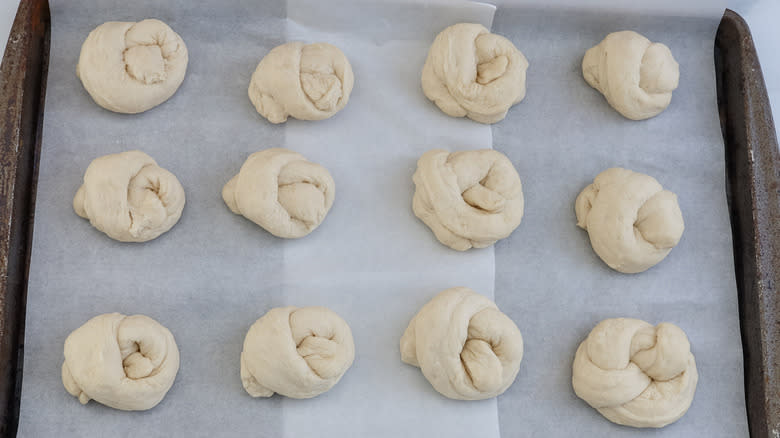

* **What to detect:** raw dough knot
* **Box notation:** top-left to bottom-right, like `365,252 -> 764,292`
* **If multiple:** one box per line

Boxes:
572,318 -> 698,428
241,306 -> 355,399
77,19 -> 188,113
582,31 -> 679,120
122,19 -> 183,84
124,44 -> 166,84
248,42 -> 354,123
400,287 -> 524,400
223,148 -> 335,238
73,150 -> 186,242
575,168 -> 684,273
422,23 -> 528,124
61,313 -> 180,411
412,149 -> 524,250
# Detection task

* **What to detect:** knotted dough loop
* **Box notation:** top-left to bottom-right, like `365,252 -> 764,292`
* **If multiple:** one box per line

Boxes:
400,287 -> 524,400
575,168 -> 684,273
413,149 -> 524,251
73,150 -> 185,242
77,19 -> 188,114
572,318 -> 698,428
582,31 -> 679,120
61,313 -> 180,411
223,148 -> 335,238
241,306 -> 355,399
422,23 -> 528,124
249,42 -> 354,123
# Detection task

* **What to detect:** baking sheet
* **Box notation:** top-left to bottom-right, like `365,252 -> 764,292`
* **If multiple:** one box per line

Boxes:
17,0 -> 747,437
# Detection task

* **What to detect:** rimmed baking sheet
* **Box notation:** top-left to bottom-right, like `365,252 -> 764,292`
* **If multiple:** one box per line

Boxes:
17,1 -> 747,436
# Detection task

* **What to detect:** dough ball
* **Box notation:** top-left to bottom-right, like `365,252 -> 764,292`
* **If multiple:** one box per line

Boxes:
73,151 -> 185,242
582,31 -> 679,120
572,318 -> 698,428
61,313 -> 180,411
401,287 -> 524,400
241,306 -> 355,399
575,168 -> 684,273
412,149 -> 524,251
422,23 -> 528,124
248,42 -> 354,123
77,19 -> 188,114
223,148 -> 335,238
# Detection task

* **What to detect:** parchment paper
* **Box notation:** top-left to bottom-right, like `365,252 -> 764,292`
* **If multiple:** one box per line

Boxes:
17,0 -> 748,437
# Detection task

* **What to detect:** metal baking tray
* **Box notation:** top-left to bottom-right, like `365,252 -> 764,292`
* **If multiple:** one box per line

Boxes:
0,2 -> 776,436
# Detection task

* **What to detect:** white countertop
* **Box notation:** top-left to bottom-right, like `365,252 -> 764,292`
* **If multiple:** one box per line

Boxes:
1,1 -> 778,137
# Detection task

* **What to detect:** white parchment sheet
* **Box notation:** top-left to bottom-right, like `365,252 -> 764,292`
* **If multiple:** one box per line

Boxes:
17,0 -> 747,437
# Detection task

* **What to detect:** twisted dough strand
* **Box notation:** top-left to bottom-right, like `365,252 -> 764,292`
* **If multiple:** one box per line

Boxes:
73,150 -> 185,242
241,306 -> 355,399
77,19 -> 188,113
413,149 -> 524,251
422,23 -> 528,124
575,168 -> 683,273
222,148 -> 335,238
249,42 -> 354,123
61,313 -> 180,411
582,31 -> 679,120
572,318 -> 698,428
401,287 -> 523,400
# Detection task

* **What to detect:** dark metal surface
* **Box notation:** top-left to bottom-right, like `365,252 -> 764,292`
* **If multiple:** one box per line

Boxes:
0,0 -> 50,436
715,9 -> 780,438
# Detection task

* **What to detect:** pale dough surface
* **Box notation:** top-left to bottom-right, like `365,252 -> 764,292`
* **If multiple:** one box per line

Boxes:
413,149 -> 524,251
582,30 -> 679,120
400,287 -> 524,400
422,23 -> 528,124
248,42 -> 354,123
572,318 -> 698,428
61,313 -> 180,411
223,148 -> 335,238
73,150 -> 185,242
241,306 -> 355,399
575,167 -> 684,273
77,19 -> 188,114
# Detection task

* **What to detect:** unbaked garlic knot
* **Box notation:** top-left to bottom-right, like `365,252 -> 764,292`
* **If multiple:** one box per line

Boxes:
121,20 -> 184,85
249,42 -> 354,123
422,23 -> 528,124
77,19 -> 188,113
582,31 -> 679,120
62,313 -> 180,411
241,306 -> 355,399
413,149 -> 524,251
572,318 -> 698,428
223,148 -> 335,239
73,150 -> 186,242
575,168 -> 684,273
400,287 -> 524,400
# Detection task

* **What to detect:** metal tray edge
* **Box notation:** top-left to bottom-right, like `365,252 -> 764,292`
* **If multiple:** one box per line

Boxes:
0,0 -> 50,436
715,8 -> 780,438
